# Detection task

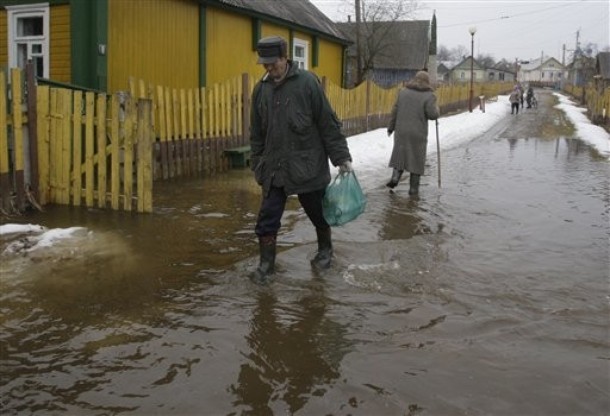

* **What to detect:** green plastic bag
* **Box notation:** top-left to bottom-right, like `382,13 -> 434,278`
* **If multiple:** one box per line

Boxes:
323,171 -> 367,226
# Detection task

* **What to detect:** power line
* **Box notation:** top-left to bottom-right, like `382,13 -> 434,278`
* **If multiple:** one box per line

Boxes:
439,0 -> 584,28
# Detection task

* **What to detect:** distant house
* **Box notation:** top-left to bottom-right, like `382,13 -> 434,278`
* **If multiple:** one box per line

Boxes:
518,56 -> 566,87
487,61 -> 516,83
336,20 -> 430,88
594,51 -> 610,89
446,56 -> 485,84
566,53 -> 597,87
436,62 -> 452,83
0,0 -> 350,92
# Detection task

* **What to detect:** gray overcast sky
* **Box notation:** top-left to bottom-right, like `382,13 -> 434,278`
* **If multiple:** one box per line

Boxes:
310,0 -> 609,62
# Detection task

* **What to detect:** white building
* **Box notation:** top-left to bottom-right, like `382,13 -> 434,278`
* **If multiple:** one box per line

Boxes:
518,56 -> 566,87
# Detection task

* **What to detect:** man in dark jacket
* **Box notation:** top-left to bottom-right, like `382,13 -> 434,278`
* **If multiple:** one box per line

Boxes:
386,71 -> 440,195
249,36 -> 352,285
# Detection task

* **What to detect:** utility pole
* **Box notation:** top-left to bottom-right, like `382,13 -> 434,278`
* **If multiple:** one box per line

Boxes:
429,12 -> 438,85
468,27 -> 476,112
355,0 -> 363,84
572,29 -> 582,86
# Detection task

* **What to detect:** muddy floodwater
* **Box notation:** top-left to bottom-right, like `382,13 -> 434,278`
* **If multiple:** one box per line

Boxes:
1,90 -> 609,415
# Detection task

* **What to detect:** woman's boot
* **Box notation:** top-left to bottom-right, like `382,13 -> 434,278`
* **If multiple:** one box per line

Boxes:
249,235 -> 276,285
311,227 -> 333,270
408,173 -> 420,195
386,169 -> 403,189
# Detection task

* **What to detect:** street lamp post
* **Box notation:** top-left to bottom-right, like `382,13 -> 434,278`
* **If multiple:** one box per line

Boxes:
468,26 -> 476,112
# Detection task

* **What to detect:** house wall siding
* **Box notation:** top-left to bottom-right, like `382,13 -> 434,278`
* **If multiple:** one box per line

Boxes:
108,0 -> 199,92
288,30 -> 342,85
50,4 -> 70,82
206,10 -> 343,86
260,21 -> 290,41
0,9 -> 6,67
315,40 -> 342,86
1,1 -> 345,90
206,7 -> 264,85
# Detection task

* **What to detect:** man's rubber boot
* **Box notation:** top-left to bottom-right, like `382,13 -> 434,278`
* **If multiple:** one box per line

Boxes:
311,227 -> 333,270
386,169 -> 403,189
408,173 -> 420,195
249,235 -> 276,285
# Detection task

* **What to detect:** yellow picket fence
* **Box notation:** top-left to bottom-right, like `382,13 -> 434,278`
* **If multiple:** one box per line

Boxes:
38,86 -> 153,212
1,64 -> 515,215
324,78 -> 399,135
126,73 -> 512,170
0,69 -> 25,213
127,73 -> 403,179
326,78 -> 515,133
563,83 -> 610,127
1,66 -> 154,214
128,73 -> 254,180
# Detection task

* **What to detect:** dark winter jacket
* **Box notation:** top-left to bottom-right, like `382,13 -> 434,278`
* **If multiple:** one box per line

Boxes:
387,74 -> 440,175
250,62 -> 351,195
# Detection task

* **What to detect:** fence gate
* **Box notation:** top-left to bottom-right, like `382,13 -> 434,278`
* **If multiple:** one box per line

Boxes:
0,68 -> 29,214
36,85 -> 154,213
0,67 -> 154,214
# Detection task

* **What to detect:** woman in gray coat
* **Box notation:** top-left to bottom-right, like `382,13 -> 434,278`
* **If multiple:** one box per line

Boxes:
386,71 -> 440,195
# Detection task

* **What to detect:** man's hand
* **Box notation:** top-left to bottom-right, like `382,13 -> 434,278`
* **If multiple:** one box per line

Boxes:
339,160 -> 353,173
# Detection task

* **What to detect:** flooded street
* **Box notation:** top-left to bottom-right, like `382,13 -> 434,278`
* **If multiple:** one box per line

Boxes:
1,90 -> 609,415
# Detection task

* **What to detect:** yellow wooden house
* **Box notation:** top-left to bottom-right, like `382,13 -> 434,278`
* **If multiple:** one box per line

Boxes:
0,0 -> 350,92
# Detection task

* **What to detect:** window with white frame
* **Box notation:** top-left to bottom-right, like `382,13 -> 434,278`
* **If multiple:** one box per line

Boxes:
7,3 -> 50,78
292,38 -> 309,70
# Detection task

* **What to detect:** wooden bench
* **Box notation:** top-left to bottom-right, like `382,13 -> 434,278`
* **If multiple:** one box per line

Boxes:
224,145 -> 251,168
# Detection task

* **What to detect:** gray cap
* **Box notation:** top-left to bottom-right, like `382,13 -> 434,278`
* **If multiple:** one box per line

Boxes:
256,36 -> 288,64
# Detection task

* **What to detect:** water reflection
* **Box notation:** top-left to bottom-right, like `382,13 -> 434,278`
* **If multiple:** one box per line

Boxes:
508,137 -> 518,153
379,192 -> 433,240
231,286 -> 350,414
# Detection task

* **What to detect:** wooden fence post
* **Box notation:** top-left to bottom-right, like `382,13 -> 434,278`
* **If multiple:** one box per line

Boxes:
156,86 -> 169,180
72,91 -> 83,206
25,61 -> 39,203
123,94 -> 136,211
36,85 -> 50,206
110,93 -> 120,210
0,70 -> 10,213
96,94 -> 107,208
365,77 -> 371,131
84,91 -> 95,207
241,73 -> 250,145
58,88 -> 71,205
137,99 -> 153,213
11,68 -> 26,211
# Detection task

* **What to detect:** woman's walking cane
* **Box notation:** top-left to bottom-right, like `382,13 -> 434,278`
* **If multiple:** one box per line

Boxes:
435,120 -> 441,188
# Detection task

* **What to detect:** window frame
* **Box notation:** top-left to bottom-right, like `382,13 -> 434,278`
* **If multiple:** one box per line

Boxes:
292,38 -> 309,70
6,3 -> 50,78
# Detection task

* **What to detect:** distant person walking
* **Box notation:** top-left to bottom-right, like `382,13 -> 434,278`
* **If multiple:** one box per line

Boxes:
386,71 -> 440,195
509,87 -> 521,114
526,86 -> 535,108
248,36 -> 352,285
520,88 -> 524,109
